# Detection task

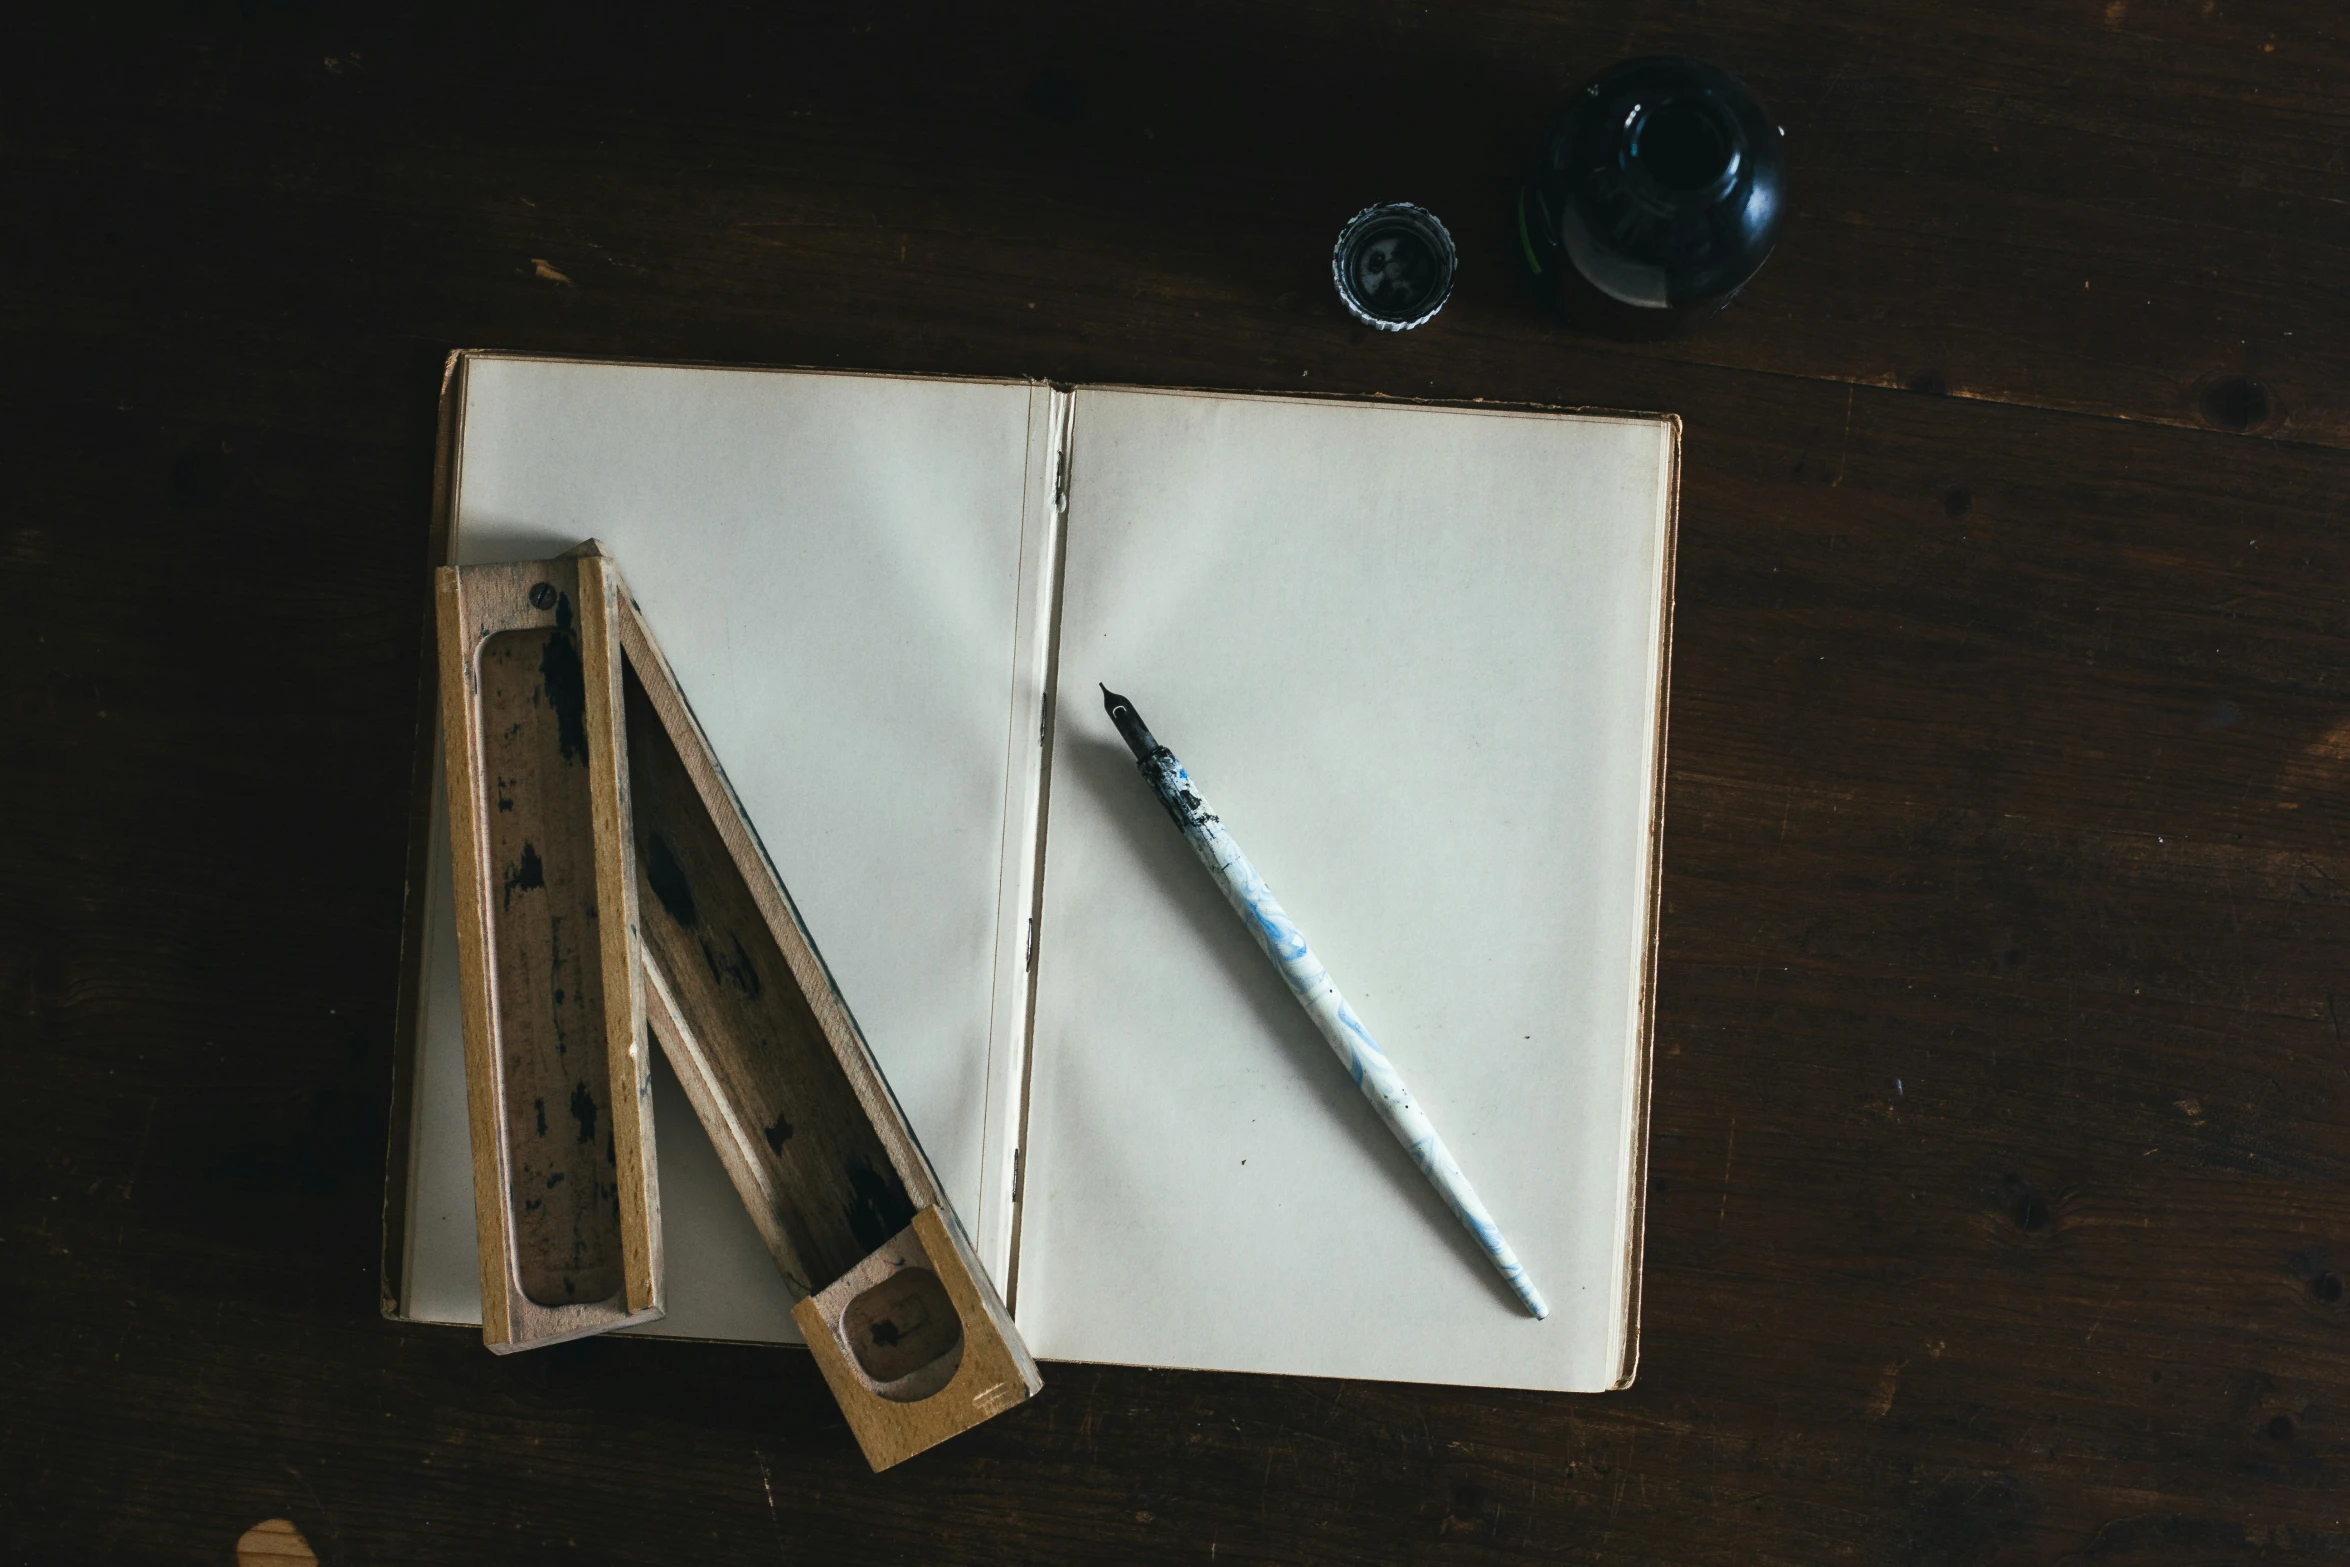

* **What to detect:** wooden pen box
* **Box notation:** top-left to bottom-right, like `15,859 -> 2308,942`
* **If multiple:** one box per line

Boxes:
435,540 -> 1040,1468
433,547 -> 663,1350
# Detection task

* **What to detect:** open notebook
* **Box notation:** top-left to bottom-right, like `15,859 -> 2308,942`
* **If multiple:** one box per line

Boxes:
388,353 -> 1677,1393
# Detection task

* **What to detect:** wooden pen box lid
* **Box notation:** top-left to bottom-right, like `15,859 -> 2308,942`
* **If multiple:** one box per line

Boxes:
433,545 -> 663,1353
609,552 -> 1041,1468
437,539 -> 1040,1466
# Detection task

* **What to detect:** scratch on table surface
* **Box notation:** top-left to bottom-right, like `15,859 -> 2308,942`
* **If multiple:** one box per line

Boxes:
1865,1361 -> 1904,1419
121,1095 -> 158,1201
2084,1278 -> 2125,1343
1831,384 -> 1855,486
1718,1117 -> 1737,1228
755,1449 -> 784,1561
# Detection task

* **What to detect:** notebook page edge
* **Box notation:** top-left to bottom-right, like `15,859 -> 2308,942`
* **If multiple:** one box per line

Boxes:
1607,413 -> 1682,1390
974,384 -> 1071,1285
385,348 -> 471,1322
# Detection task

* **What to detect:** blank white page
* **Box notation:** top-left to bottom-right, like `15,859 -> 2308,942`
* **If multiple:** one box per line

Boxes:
401,356 -> 1059,1339
1018,388 -> 1674,1390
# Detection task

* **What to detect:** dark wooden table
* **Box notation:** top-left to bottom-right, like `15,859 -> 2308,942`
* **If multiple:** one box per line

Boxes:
7,4 -> 2347,1562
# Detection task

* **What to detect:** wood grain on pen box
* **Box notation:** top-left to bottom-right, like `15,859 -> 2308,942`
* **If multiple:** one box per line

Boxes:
433,547 -> 663,1352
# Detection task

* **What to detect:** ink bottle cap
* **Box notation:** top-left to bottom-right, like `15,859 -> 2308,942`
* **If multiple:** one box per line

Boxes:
1518,56 -> 1786,335
1330,203 -> 1457,332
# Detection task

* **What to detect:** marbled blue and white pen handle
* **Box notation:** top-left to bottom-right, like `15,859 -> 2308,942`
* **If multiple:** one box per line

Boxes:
1101,686 -> 1550,1320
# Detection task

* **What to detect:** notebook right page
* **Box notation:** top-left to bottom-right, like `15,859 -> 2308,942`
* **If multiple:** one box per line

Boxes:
1018,387 -> 1675,1391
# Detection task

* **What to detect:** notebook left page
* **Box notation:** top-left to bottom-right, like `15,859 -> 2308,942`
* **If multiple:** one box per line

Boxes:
400,355 -> 1062,1341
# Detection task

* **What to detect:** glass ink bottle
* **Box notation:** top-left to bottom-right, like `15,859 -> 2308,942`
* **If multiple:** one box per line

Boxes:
1518,56 -> 1786,337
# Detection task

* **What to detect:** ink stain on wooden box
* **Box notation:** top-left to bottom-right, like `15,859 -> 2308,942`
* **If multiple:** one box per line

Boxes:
477,623 -> 622,1305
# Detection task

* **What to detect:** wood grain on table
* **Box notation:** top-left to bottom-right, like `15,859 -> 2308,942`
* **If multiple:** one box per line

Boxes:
3,4 -> 2345,1563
